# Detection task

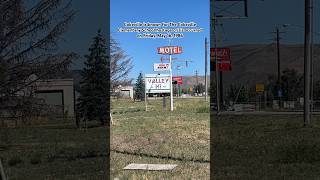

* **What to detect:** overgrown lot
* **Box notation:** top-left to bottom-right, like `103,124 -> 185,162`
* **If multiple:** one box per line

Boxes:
0,120 -> 108,179
111,98 -> 210,179
212,114 -> 320,179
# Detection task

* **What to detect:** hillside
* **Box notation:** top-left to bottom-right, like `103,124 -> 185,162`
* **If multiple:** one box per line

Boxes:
219,44 -> 320,87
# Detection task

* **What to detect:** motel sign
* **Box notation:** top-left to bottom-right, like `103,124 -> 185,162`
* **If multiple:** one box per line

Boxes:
157,46 -> 183,55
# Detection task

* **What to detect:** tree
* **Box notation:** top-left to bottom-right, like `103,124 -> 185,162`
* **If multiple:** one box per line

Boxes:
267,68 -> 303,101
193,83 -> 205,95
77,30 -> 109,126
0,0 -> 78,98
110,37 -> 133,91
281,68 -> 303,101
134,73 -> 145,101
226,83 -> 249,104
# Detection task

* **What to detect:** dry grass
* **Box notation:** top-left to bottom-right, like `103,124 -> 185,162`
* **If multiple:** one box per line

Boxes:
111,97 -> 210,179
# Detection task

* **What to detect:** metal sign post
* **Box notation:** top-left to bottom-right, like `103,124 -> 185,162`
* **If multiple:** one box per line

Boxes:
145,75 -> 147,111
169,54 -> 174,111
157,45 -> 183,111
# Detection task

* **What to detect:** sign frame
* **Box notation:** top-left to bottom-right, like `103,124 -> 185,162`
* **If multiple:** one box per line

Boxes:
145,74 -> 171,93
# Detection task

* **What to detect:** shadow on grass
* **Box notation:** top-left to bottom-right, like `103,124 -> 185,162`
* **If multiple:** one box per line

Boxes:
112,149 -> 210,164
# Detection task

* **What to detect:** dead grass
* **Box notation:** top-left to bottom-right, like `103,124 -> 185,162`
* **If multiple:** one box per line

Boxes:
111,98 -> 210,179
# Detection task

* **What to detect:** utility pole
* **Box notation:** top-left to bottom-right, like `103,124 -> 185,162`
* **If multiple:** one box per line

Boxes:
310,0 -> 314,121
195,70 -> 199,95
214,15 -> 221,113
304,0 -> 313,126
205,37 -> 208,102
276,27 -> 281,109
169,52 -> 174,111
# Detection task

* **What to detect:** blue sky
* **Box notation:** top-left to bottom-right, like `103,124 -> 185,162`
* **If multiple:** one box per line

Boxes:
110,0 -> 210,79
215,0 -> 320,45
57,0 -> 320,80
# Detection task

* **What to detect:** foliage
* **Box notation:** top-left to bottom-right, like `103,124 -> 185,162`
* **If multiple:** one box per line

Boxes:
0,0 -> 78,97
193,83 -> 205,94
8,156 -> 23,166
267,68 -> 303,101
110,37 -> 133,91
226,83 -> 249,103
134,72 -> 145,101
77,30 -> 109,125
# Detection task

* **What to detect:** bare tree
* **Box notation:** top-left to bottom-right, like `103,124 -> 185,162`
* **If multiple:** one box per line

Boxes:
110,37 -> 133,91
0,0 -> 78,98
0,0 -> 78,127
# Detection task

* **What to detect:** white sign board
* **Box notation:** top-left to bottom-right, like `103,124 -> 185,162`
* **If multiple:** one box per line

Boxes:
154,63 -> 171,71
145,74 -> 170,93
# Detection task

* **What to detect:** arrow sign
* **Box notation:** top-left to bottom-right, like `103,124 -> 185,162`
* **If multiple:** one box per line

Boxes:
154,63 -> 171,71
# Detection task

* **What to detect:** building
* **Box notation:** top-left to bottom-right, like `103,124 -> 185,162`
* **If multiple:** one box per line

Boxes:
114,85 -> 134,99
34,79 -> 75,117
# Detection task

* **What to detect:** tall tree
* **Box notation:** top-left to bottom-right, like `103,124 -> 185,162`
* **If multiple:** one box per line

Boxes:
193,83 -> 205,95
77,30 -> 109,125
134,73 -> 145,101
0,0 -> 78,98
226,83 -> 249,104
110,37 -> 133,91
267,68 -> 303,101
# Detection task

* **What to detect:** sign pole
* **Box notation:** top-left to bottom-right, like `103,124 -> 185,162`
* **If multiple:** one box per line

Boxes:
144,75 -> 147,111
170,53 -> 174,111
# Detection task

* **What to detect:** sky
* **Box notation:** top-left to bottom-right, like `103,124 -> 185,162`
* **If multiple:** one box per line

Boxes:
110,0 -> 210,79
58,1 -> 108,69
215,0 -> 320,45
52,0 -> 320,80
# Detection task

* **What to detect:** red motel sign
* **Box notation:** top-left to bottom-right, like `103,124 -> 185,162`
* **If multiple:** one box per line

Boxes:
157,46 -> 183,55
210,48 -> 231,71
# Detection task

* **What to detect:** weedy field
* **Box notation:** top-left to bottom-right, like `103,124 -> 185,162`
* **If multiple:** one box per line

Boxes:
212,114 -> 320,179
0,119 -> 108,179
110,97 -> 210,179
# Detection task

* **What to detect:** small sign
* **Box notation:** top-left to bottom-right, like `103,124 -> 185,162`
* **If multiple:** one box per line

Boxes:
256,84 -> 264,92
172,76 -> 183,85
154,63 -> 171,71
145,74 -> 171,93
210,48 -> 231,71
157,46 -> 182,55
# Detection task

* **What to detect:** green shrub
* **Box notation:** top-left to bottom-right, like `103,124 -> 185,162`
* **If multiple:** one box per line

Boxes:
8,156 -> 23,166
196,106 -> 210,113
30,154 -> 42,164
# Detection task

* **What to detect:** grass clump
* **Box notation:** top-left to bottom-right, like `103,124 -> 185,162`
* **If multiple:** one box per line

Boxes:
8,156 -> 23,166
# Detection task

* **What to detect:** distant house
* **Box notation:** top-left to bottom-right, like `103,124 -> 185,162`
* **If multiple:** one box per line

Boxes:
114,85 -> 134,99
34,79 -> 75,117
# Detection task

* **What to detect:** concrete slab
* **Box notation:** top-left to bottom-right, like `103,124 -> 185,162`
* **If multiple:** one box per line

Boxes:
123,163 -> 177,171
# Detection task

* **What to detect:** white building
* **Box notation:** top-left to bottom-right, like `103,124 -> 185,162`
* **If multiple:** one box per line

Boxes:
34,79 -> 75,117
115,85 -> 134,99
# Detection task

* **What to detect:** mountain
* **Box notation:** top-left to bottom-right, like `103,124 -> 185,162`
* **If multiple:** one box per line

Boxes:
218,44 -> 320,87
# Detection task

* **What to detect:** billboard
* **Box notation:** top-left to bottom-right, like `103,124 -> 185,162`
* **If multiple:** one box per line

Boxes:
210,48 -> 231,71
145,74 -> 171,93
154,63 -> 171,71
157,46 -> 183,55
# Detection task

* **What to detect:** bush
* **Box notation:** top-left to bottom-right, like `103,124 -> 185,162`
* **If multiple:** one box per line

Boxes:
196,106 -> 210,113
30,154 -> 42,164
8,156 -> 23,166
46,153 -> 56,163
